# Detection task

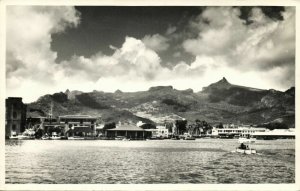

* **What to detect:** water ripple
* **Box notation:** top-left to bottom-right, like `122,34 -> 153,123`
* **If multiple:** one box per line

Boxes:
5,139 -> 295,184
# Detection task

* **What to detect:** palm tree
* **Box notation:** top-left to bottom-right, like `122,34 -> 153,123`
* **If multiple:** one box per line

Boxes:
187,124 -> 195,135
194,119 -> 203,137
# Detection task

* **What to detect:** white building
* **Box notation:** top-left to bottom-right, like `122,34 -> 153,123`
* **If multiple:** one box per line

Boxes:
144,124 -> 169,139
212,126 -> 267,138
156,125 -> 169,138
252,128 -> 295,139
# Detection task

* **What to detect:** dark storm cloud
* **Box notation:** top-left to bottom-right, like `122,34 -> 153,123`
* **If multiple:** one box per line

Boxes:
238,6 -> 285,24
51,6 -> 202,63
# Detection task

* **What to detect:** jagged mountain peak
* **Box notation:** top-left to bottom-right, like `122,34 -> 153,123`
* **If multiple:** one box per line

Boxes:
28,78 -> 294,128
220,77 -> 229,83
202,77 -> 232,92
215,77 -> 231,86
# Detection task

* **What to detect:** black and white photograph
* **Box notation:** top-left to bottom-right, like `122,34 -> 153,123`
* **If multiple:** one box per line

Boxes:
1,0 -> 298,190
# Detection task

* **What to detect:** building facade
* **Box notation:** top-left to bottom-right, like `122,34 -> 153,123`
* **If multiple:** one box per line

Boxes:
212,126 -> 267,138
59,115 -> 97,137
252,129 -> 295,140
5,97 -> 27,138
105,124 -> 148,140
148,125 -> 169,139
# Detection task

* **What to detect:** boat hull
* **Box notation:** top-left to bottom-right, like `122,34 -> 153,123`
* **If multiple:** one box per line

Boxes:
17,135 -> 34,140
50,137 -> 61,140
68,137 -> 84,140
184,137 -> 196,140
236,148 -> 257,154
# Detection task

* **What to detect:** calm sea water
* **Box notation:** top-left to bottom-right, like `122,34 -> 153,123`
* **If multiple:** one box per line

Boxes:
5,139 -> 295,184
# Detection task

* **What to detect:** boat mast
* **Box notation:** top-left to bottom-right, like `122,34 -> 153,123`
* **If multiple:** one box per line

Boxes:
49,102 -> 53,124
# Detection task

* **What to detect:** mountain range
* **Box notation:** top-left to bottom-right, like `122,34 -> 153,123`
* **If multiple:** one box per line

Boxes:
27,77 -> 295,127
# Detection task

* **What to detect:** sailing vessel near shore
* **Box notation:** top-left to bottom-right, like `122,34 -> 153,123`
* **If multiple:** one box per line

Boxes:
235,137 -> 257,154
10,129 -> 35,140
235,146 -> 257,154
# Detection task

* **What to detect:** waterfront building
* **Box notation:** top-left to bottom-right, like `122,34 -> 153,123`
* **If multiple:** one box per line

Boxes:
104,123 -> 148,140
157,125 -> 169,138
26,109 -> 64,137
211,126 -> 267,138
252,128 -> 295,139
59,115 -> 97,137
5,97 -> 27,138
26,110 -> 46,128
147,125 -> 169,139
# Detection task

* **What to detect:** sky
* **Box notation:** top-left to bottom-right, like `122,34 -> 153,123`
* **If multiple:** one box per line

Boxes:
6,6 -> 295,103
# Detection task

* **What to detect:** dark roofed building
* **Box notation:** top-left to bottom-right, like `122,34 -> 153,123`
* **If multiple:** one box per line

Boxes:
104,124 -> 149,140
26,110 -> 46,128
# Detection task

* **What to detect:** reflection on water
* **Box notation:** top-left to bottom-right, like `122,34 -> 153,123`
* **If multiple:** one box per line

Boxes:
5,139 -> 295,184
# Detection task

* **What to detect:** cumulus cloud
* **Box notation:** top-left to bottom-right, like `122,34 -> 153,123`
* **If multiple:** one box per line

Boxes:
182,7 -> 295,88
5,4 -> 186,102
61,37 -> 163,81
142,34 -> 169,52
6,6 -> 295,102
183,7 -> 245,57
6,6 -> 80,76
6,6 -> 80,101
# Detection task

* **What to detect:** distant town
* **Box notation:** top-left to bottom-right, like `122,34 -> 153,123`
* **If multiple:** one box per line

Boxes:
6,97 -> 295,141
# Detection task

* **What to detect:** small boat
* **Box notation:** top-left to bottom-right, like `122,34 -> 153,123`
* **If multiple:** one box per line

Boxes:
68,136 -> 84,140
16,129 -> 35,140
234,141 -> 257,154
84,137 -> 96,140
236,148 -> 257,154
115,136 -> 127,140
183,133 -> 195,140
9,132 -> 18,140
42,135 -> 50,140
50,136 -> 61,140
185,137 -> 196,140
50,132 -> 61,140
17,135 -> 34,140
9,136 -> 18,140
149,136 -> 164,140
